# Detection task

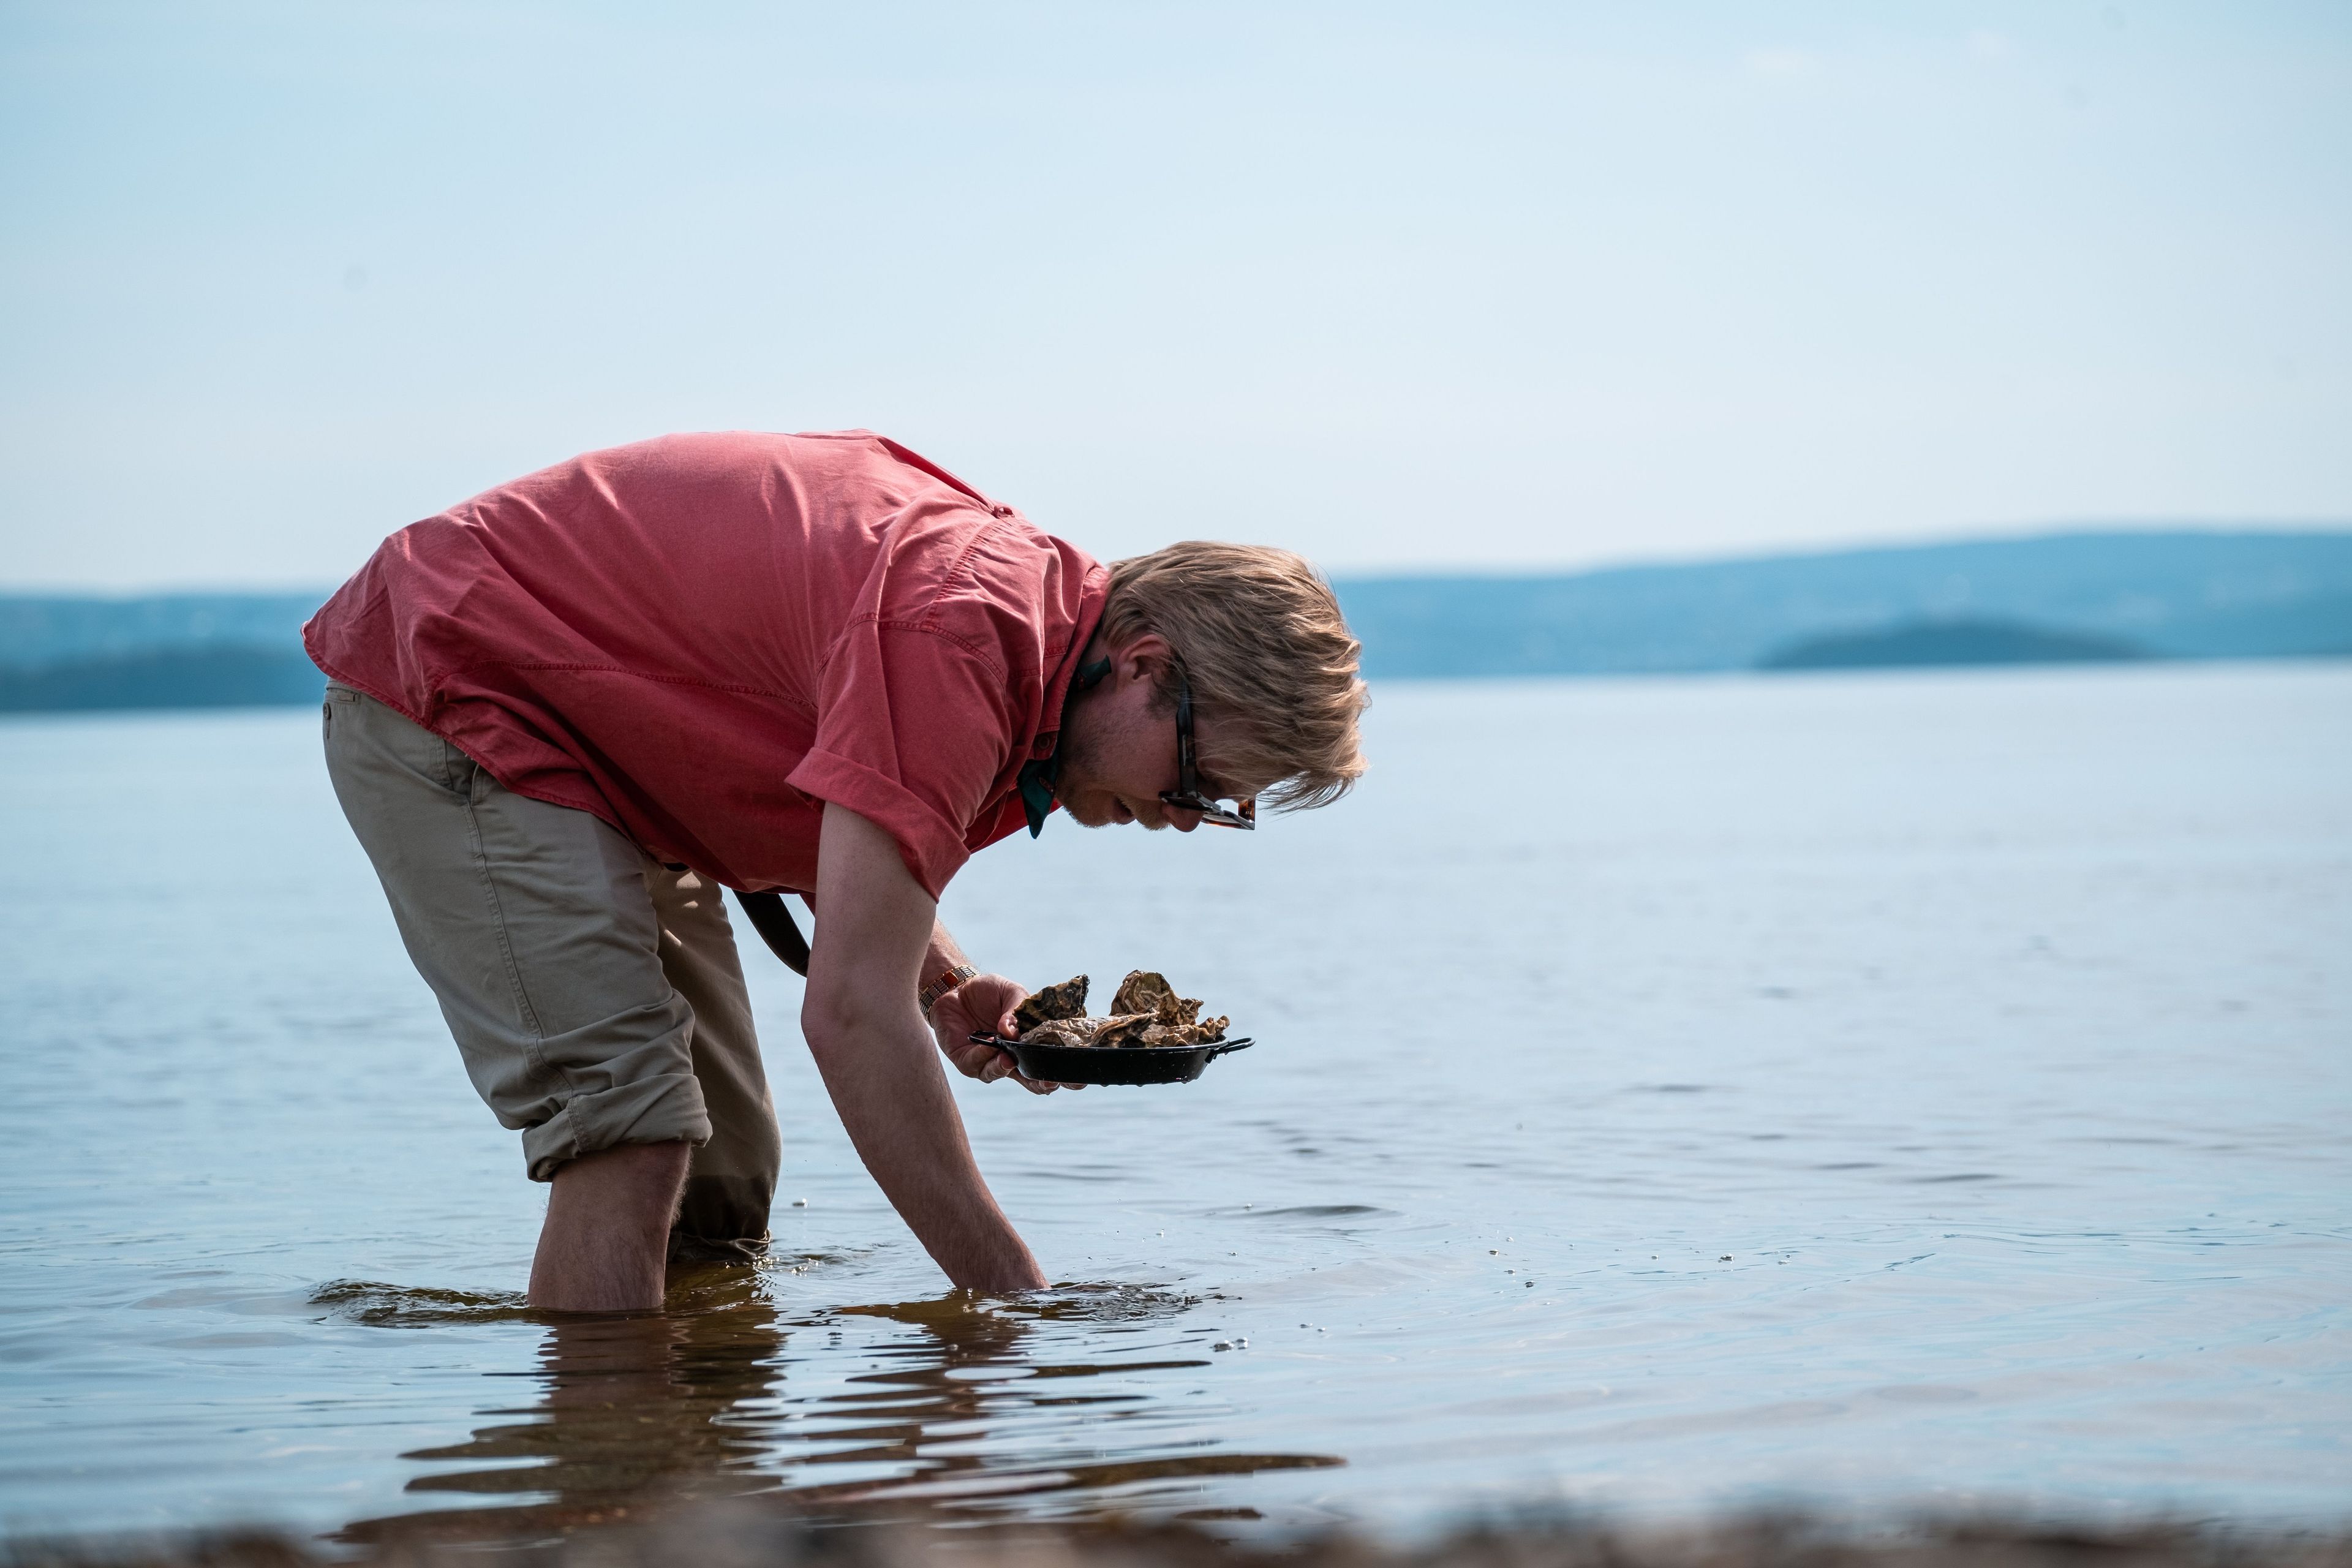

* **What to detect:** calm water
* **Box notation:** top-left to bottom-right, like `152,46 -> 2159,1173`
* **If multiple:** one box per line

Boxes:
2,665 -> 2348,1543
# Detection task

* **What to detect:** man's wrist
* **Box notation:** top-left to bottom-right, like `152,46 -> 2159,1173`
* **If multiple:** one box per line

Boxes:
918,962 -> 978,1019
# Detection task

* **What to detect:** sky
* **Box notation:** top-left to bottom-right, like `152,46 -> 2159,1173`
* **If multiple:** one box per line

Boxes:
1,1 -> 2348,589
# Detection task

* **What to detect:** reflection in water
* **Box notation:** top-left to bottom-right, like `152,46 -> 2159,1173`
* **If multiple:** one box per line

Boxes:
332,1266 -> 1340,1545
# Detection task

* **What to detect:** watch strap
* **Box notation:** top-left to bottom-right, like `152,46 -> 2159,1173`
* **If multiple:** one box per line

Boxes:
918,962 -> 978,1019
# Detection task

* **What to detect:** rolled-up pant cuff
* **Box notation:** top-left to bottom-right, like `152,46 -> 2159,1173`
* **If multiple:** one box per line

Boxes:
522,1072 -> 712,1183
668,1174 -> 774,1263
668,1231 -> 771,1265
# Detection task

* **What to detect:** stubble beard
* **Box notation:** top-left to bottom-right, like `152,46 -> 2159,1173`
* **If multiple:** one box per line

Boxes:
1052,728 -> 1164,831
1050,723 -> 1114,829
1052,684 -> 1175,831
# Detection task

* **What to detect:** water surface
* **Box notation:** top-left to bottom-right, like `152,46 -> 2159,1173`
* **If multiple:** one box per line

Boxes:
2,665 -> 2347,1540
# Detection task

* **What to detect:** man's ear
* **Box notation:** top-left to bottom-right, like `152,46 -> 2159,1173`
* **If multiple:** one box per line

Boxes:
1115,632 -> 1175,690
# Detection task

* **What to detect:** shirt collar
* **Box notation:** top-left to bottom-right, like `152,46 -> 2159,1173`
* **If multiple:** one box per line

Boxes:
1019,654 -> 1110,837
1017,557 -> 1109,837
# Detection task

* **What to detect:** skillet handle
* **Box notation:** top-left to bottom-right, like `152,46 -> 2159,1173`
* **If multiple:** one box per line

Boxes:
1207,1038 -> 1255,1058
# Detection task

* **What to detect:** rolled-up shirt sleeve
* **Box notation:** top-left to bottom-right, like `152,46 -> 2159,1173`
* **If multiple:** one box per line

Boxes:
785,617 -> 1017,900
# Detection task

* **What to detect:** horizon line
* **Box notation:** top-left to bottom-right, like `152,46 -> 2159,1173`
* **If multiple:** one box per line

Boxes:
3,519 -> 2351,599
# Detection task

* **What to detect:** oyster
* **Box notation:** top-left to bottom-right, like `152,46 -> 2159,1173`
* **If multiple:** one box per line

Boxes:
1011,971 -> 1231,1049
1019,1016 -> 1097,1047
1112,970 -> 1205,1028
1014,1012 -> 1154,1049
1090,1012 -> 1158,1049
1141,1016 -> 1229,1047
1013,974 -> 1089,1035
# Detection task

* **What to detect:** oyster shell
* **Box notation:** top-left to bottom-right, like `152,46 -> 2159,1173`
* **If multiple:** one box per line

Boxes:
1141,1016 -> 1229,1047
1090,1012 -> 1158,1049
1012,971 -> 1230,1049
1013,975 -> 1089,1035
1112,970 -> 1205,1027
1019,1016 -> 1096,1047
1020,1012 -> 1155,1049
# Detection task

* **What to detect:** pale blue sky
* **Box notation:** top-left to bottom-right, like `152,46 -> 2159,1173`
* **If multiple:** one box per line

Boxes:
2,2 -> 2346,588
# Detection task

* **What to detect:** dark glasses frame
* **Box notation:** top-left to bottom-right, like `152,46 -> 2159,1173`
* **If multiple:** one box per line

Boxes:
1159,676 -> 1256,829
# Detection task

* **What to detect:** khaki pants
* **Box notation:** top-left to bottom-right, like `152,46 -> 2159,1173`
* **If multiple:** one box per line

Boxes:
322,682 -> 780,1259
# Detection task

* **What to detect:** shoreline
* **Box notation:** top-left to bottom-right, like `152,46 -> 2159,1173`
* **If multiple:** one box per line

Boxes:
9,1506 -> 2352,1568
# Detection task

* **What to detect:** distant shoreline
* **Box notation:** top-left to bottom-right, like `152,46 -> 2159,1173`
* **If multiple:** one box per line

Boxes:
3,530 -> 2348,712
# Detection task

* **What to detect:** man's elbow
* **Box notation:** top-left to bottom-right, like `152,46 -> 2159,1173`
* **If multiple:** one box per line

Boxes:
799,979 -> 900,1065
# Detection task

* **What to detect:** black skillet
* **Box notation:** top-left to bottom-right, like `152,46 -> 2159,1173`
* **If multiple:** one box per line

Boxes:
968,1031 -> 1255,1087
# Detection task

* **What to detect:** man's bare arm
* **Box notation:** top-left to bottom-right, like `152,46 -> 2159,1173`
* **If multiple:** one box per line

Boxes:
803,891 -> 1071,1093
802,802 -> 1046,1292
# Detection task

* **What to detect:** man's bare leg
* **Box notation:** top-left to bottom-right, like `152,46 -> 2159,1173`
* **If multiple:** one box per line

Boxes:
529,1142 -> 692,1312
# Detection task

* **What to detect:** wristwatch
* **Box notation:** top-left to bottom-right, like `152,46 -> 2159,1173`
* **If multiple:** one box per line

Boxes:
918,962 -> 978,1019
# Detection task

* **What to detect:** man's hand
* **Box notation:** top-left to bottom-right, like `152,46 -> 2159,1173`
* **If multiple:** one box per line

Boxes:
930,974 -> 1087,1095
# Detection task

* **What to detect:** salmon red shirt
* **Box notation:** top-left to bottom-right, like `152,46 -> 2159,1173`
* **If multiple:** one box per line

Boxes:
304,431 -> 1107,900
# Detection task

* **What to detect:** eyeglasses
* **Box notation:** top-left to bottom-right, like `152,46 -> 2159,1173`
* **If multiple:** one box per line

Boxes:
1159,676 -> 1256,830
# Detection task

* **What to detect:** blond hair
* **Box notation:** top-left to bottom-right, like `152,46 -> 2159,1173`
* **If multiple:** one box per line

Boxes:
1098,542 -> 1368,810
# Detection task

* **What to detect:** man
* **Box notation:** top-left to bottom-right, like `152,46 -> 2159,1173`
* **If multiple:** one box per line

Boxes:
307,429 -> 1367,1312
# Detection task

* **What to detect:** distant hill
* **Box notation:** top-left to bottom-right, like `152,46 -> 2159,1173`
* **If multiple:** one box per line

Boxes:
1759,617 -> 2150,671
1330,530 -> 2352,677
0,591 -> 324,669
2,529 -> 2348,712
0,590 -> 331,714
0,646 -> 326,713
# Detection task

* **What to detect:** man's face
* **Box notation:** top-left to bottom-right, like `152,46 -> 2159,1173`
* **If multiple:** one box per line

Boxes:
1053,635 -> 1248,834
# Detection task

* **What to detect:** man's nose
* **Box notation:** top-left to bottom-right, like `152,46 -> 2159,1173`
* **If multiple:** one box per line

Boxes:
1168,807 -> 1201,833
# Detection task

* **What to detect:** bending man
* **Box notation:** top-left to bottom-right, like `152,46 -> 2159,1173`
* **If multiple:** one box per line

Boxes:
307,429 -> 1367,1310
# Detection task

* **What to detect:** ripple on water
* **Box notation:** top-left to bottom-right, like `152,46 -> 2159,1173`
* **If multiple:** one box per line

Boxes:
311,1281 -> 533,1328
